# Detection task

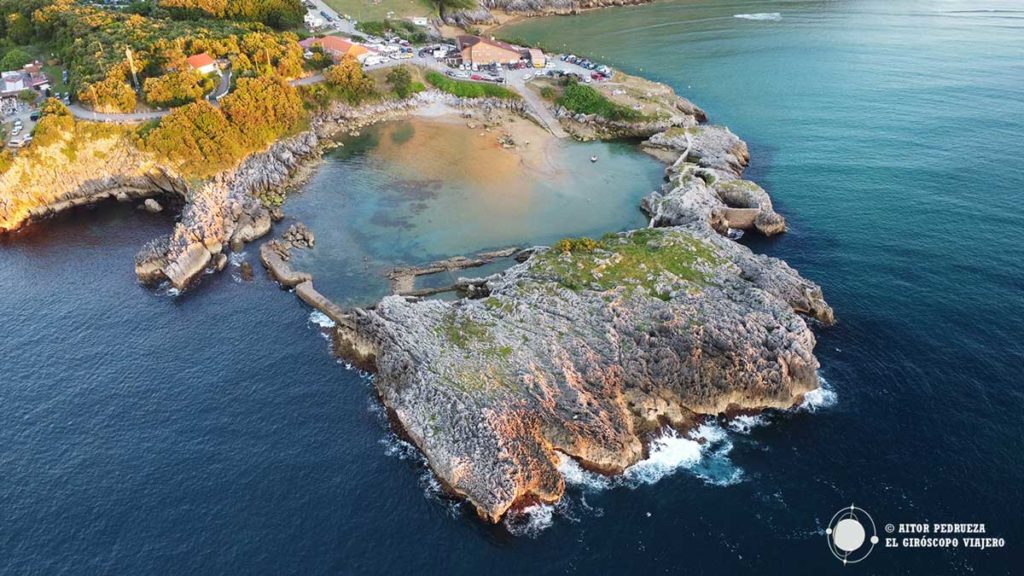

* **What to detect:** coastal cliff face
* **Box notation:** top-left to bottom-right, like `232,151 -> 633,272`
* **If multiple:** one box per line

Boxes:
0,131 -> 186,234
135,132 -> 321,289
447,0 -> 654,25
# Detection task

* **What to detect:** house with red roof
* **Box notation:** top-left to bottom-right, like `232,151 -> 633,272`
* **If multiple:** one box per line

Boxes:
300,36 -> 371,63
186,53 -> 218,76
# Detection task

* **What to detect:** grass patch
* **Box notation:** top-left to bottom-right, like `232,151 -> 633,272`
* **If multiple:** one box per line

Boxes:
556,79 -> 645,121
535,228 -> 723,297
425,71 -> 521,100
323,0 -> 434,22
436,312 -> 492,349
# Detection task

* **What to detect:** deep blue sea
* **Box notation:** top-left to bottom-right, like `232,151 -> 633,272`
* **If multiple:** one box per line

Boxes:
2,0 -> 1022,574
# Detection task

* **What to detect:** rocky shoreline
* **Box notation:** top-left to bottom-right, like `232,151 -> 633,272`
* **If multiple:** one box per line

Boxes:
2,63 -> 834,524
255,86 -> 834,521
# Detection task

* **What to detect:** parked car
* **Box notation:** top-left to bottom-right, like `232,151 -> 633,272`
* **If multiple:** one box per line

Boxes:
30,112 -> 40,121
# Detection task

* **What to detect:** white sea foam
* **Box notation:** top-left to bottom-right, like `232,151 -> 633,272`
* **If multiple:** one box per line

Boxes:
229,251 -> 248,266
308,310 -> 336,329
504,503 -> 555,538
625,428 -> 705,485
727,413 -> 768,434
734,12 -> 782,21
799,376 -> 838,412
557,452 -> 611,491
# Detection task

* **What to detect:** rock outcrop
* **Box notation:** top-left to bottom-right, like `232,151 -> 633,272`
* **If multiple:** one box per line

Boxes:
445,0 -> 656,26
0,131 -> 187,233
642,126 -> 787,236
134,132 -> 321,289
349,223 -> 831,521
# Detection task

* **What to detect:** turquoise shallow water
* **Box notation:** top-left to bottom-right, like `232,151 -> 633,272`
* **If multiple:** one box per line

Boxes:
283,117 -> 663,305
2,0 -> 1023,573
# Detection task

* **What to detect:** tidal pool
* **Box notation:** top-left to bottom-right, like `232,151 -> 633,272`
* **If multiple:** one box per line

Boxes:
283,116 -> 666,306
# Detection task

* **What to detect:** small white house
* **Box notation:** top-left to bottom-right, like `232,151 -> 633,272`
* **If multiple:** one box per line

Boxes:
186,53 -> 218,76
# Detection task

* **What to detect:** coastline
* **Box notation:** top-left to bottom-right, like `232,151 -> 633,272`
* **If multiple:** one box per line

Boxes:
0,16 -> 834,524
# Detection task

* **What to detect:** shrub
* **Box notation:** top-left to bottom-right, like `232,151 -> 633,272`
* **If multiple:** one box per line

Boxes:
556,78 -> 641,121
425,71 -> 520,100
553,237 -> 599,253
78,75 -> 137,113
355,19 -> 428,43
31,98 -> 74,148
386,65 -> 413,98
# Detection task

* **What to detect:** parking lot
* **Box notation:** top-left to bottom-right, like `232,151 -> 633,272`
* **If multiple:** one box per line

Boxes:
2,99 -> 38,149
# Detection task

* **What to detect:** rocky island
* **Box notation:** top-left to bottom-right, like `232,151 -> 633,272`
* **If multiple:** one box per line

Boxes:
0,0 -> 832,525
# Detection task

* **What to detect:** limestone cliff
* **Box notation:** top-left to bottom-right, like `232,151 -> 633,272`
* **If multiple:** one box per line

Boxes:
0,130 -> 186,233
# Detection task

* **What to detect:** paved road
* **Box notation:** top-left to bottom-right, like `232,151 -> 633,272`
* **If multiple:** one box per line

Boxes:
307,0 -> 357,35
62,53 -> 597,140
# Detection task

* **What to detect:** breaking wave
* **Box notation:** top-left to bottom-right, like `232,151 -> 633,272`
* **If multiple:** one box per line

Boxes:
734,12 -> 782,21
799,377 -> 838,412
558,421 -> 743,493
727,413 -> 769,434
504,503 -> 556,537
308,310 -> 336,329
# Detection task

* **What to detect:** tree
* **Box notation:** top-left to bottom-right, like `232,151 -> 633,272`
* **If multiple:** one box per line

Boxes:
17,89 -> 37,103
0,48 -> 33,72
220,75 -> 302,147
386,65 -> 413,99
143,70 -> 205,108
31,98 -> 75,148
324,57 -> 375,103
78,75 -> 138,113
4,13 -> 33,45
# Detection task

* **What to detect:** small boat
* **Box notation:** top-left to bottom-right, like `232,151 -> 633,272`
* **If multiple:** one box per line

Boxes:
590,155 -> 598,163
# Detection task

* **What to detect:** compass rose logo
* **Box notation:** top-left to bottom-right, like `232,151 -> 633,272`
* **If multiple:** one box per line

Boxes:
826,504 -> 879,565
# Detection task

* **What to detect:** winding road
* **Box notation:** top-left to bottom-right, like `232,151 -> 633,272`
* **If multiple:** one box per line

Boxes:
64,53 -> 593,139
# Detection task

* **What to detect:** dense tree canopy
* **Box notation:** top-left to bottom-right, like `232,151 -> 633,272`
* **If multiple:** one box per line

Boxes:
143,69 -> 209,107
158,0 -> 304,29
324,57 -> 375,104
0,47 -> 33,71
220,75 -> 302,147
78,74 -> 138,113
143,100 -> 245,177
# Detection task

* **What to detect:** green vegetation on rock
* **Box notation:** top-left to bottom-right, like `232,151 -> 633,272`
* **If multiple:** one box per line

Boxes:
355,19 -> 429,43
425,71 -> 520,100
556,78 -> 643,121
537,228 -> 723,297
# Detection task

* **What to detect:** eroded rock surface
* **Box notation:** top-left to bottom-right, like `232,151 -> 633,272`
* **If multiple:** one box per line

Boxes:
642,126 -> 787,236
352,225 -> 832,521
